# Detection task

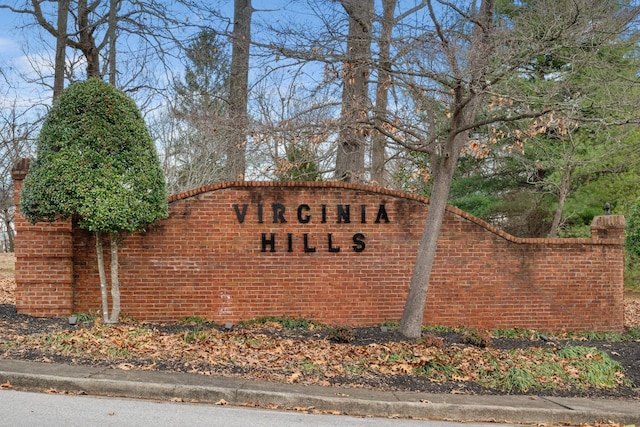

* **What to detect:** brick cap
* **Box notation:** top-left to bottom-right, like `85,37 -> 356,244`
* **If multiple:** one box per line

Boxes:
11,157 -> 31,180
591,215 -> 625,228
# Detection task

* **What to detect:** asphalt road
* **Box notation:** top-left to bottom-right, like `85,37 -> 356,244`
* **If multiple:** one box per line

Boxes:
0,389 -> 520,427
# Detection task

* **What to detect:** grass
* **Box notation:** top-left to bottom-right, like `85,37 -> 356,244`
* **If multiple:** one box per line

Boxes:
179,316 -> 211,325
240,316 -> 325,329
1,313 -> 632,395
415,360 -> 462,382
558,346 -> 627,388
419,324 -> 640,342
497,367 -> 537,392
72,312 -> 98,323
183,329 -> 214,344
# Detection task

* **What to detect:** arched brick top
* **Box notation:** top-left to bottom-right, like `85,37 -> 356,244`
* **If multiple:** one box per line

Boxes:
168,181 -> 596,245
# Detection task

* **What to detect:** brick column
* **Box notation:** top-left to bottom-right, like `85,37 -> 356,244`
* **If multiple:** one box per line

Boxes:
590,214 -> 625,331
591,214 -> 626,243
11,158 -> 74,317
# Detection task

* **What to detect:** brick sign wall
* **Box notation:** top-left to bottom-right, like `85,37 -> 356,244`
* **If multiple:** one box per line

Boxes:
12,161 -> 626,331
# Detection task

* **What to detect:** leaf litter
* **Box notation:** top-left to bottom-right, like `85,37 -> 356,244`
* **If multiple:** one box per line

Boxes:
0,260 -> 639,400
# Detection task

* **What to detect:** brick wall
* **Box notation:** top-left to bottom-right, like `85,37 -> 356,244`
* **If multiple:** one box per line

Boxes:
12,165 -> 626,331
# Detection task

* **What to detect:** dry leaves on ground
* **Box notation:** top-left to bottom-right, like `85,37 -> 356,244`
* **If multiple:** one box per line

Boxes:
0,278 -> 15,305
6,321 -> 629,394
625,299 -> 640,329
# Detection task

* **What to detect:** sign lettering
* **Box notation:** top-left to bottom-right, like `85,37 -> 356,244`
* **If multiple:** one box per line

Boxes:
232,203 -> 389,253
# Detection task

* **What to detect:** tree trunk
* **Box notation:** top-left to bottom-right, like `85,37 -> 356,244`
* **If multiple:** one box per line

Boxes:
226,0 -> 252,180
96,232 -> 109,323
78,0 -> 101,78
398,0 -> 494,338
53,0 -> 69,99
399,147 -> 459,338
4,211 -> 14,252
371,0 -> 396,186
107,0 -> 118,85
108,234 -> 120,323
548,167 -> 573,237
335,0 -> 373,182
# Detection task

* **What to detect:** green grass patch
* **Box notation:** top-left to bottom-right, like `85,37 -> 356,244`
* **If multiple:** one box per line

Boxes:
491,329 -> 539,339
411,345 -> 626,393
625,327 -> 640,340
240,316 -> 324,329
415,360 -> 461,382
183,329 -> 214,344
558,346 -> 627,388
71,312 -> 98,323
179,316 -> 211,325
107,347 -> 132,358
498,367 -> 537,393
381,321 -> 399,328
422,325 -> 458,333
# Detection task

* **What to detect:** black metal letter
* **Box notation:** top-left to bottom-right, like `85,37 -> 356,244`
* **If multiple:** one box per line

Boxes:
303,233 -> 316,252
327,233 -> 340,252
337,204 -> 350,223
273,203 -> 287,223
375,204 -> 390,224
297,204 -> 311,223
352,233 -> 365,252
261,233 -> 276,252
257,204 -> 264,224
233,204 -> 248,223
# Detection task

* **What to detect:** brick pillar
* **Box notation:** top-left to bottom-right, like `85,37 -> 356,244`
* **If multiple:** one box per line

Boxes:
590,214 -> 625,331
11,158 -> 74,317
591,214 -> 625,243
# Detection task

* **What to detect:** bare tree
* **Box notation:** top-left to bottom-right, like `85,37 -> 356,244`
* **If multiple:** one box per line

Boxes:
225,0 -> 252,181
334,0 -> 373,182
376,0 -> 640,338
53,0 -> 69,99
1,1 -> 206,98
0,104 -> 38,252
251,71 -> 339,181
371,0 -> 396,186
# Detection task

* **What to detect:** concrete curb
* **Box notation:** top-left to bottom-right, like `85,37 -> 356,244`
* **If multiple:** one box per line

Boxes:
1,359 -> 638,424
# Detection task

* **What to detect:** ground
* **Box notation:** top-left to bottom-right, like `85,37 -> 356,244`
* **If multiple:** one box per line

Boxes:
1,253 -> 639,401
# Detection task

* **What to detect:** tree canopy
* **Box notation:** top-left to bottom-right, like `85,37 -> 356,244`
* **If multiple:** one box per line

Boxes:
20,78 -> 168,233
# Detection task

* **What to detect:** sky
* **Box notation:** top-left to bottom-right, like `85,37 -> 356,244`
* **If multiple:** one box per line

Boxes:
0,7 -> 39,107
0,0 -> 300,111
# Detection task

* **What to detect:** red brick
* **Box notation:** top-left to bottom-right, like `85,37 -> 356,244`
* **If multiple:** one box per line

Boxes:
11,175 -> 625,331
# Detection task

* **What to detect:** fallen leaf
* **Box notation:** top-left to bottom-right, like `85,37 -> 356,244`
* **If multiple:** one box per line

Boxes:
287,371 -> 302,383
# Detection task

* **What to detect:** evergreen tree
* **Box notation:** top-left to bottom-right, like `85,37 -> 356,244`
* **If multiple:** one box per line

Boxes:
21,78 -> 168,323
167,30 -> 231,192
